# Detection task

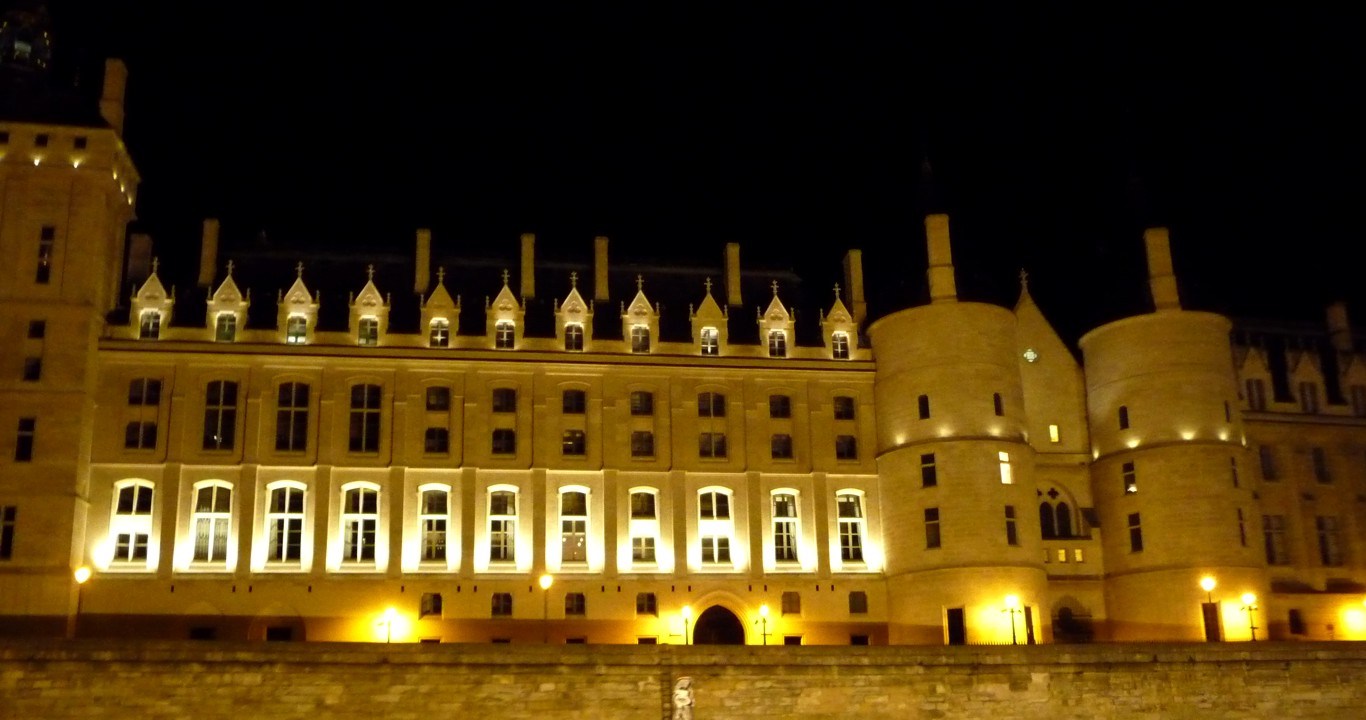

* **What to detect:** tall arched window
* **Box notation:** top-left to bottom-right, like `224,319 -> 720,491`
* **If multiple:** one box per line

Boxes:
348,383 -> 382,453
1039,502 -> 1057,539
341,484 -> 379,564
111,480 -> 155,566
488,488 -> 517,562
192,482 -> 232,563
419,485 -> 450,563
560,489 -> 588,563
266,482 -> 305,564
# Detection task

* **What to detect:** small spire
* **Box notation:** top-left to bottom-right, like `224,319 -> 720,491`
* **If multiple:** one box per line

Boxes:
436,266 -> 446,284
501,269 -> 510,286
366,264 -> 375,281
1019,268 -> 1029,292
636,274 -> 644,292
295,261 -> 304,278
771,280 -> 779,297
151,257 -> 160,274
833,283 -> 841,300
225,260 -> 235,276
570,271 -> 578,288
704,277 -> 713,293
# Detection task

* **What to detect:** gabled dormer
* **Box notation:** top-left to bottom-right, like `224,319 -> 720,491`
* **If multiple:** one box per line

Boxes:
620,275 -> 659,354
819,284 -> 857,360
421,267 -> 461,348
1340,353 -> 1366,417
555,272 -> 594,352
689,277 -> 728,356
276,262 -> 320,345
348,264 -> 390,347
1287,344 -> 1325,414
204,261 -> 250,342
130,258 -> 173,340
485,269 -> 525,349
757,281 -> 794,358
1234,341 -> 1273,412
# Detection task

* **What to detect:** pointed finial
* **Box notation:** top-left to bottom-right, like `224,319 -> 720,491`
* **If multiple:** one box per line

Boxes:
704,277 -> 713,293
570,271 -> 578,288
364,264 -> 374,281
636,274 -> 644,292
1019,268 -> 1029,292
833,283 -> 841,300
225,260 -> 235,277
151,257 -> 160,274
296,262 -> 304,278
501,269 -> 510,286
771,280 -> 779,297
436,266 -> 446,284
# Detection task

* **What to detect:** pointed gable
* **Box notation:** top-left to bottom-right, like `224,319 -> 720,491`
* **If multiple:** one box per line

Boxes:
819,284 -> 857,359
421,266 -> 461,348
555,272 -> 594,351
130,257 -> 174,338
757,281 -> 794,358
485,269 -> 525,349
1013,269 -> 1088,454
1287,345 -> 1325,413
277,262 -> 320,344
348,264 -> 391,345
620,275 -> 660,353
689,277 -> 728,355
204,260 -> 250,340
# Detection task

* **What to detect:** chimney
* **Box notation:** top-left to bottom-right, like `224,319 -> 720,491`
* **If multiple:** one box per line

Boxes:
842,249 -> 866,324
1143,227 -> 1181,311
925,214 -> 957,304
1327,302 -> 1353,352
125,233 -> 153,285
100,59 -> 128,136
594,236 -> 610,302
725,243 -> 742,307
196,219 -> 220,288
520,233 -> 535,299
415,228 -> 432,294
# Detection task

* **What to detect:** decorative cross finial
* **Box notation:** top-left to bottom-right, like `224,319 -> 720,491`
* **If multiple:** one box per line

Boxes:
704,277 -> 713,293
636,274 -> 644,292
436,266 -> 446,284
296,262 -> 304,278
151,257 -> 160,274
771,280 -> 779,297
1019,268 -> 1029,291
501,269 -> 510,286
366,263 -> 375,281
225,260 -> 235,276
833,282 -> 841,299
570,271 -> 578,288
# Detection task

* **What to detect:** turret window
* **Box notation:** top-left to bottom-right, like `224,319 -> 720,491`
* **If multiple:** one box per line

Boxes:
700,327 -> 719,356
993,393 -> 1004,416
917,394 -> 930,419
1127,512 -> 1143,552
1122,461 -> 1137,493
1004,505 -> 1018,546
832,332 -> 850,359
998,452 -> 1012,484
357,318 -> 379,346
138,311 -> 162,339
630,325 -> 650,353
1118,405 -> 1129,430
429,319 -> 449,348
564,324 -> 584,351
215,313 -> 237,342
286,315 -> 308,344
920,453 -> 937,487
768,330 -> 787,358
36,225 -> 54,284
924,507 -> 941,549
495,321 -> 515,349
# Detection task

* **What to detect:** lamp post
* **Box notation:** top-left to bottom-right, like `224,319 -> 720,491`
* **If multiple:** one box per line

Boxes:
1241,593 -> 1259,641
1003,595 -> 1021,646
681,605 -> 692,645
1200,576 -> 1216,604
68,566 -> 91,640
539,574 -> 553,644
755,604 -> 770,645
1199,576 -> 1221,642
382,607 -> 397,643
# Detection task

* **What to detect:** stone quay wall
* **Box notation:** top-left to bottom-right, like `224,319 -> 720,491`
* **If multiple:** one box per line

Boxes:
2,640 -> 1365,719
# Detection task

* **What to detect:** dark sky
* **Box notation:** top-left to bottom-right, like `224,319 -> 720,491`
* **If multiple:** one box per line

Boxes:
40,2 -> 1366,344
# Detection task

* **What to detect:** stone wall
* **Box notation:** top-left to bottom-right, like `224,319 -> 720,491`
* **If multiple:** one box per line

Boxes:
2,640 -> 1365,719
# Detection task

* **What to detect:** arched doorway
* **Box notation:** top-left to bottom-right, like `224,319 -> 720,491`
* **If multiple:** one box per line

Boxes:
693,606 -> 745,645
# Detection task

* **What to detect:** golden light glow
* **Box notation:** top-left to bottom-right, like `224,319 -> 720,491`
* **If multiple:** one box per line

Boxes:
681,605 -> 692,620
1241,592 -> 1256,606
73,566 -> 92,584
372,607 -> 409,643
72,158 -> 83,169
759,604 -> 770,618
539,573 -> 553,590
32,156 -> 41,166
1004,594 -> 1020,610
1217,430 -> 1229,441
1048,424 -> 1060,443
1342,608 -> 1366,638
1180,430 -> 1195,441
1200,576 -> 1216,593
1126,438 -> 1140,449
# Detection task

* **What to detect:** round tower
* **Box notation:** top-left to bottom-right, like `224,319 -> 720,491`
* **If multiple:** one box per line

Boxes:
869,213 -> 1047,645
1079,227 -> 1267,641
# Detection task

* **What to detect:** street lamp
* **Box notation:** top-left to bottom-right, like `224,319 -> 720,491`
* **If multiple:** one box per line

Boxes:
681,605 -> 692,645
382,607 -> 397,643
1199,576 -> 1221,642
1200,576 -> 1216,604
1003,595 -> 1021,646
68,566 -> 91,640
1241,593 -> 1259,641
539,574 -> 553,644
755,604 -> 771,645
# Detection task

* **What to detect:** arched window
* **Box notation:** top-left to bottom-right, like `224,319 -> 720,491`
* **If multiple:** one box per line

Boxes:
215,313 -> 237,342
772,491 -> 799,564
564,323 -> 584,351
1039,502 -> 1057,539
341,484 -> 379,563
1056,502 -> 1073,538
628,487 -> 659,566
111,480 -> 154,565
488,488 -> 517,562
192,482 -> 232,563
560,489 -> 588,563
836,491 -> 865,562
266,482 -> 305,563
429,318 -> 450,348
698,488 -> 734,564
419,485 -> 450,563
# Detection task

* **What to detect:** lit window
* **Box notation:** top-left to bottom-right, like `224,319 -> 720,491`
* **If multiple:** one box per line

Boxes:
631,491 -> 659,565
202,380 -> 238,450
832,332 -> 850,359
630,391 -> 654,416
564,323 -> 584,351
192,483 -> 232,563
492,388 -> 517,412
560,490 -> 587,563
630,325 -> 650,353
429,319 -> 449,348
767,330 -> 787,358
561,429 -> 586,456
266,484 -> 304,563
491,429 -> 516,455
1122,461 -> 1137,493
772,493 -> 799,563
834,396 -> 855,420
420,488 -> 449,563
837,493 -> 865,561
215,313 -> 237,342
1048,424 -> 1060,443
357,317 -> 379,346
631,491 -> 656,519
341,486 -> 379,564
138,310 -> 162,339
348,384 -> 382,453
285,315 -> 308,344
699,489 -> 733,564
630,431 -> 654,458
112,481 -> 154,565
495,321 -> 515,349
771,434 -> 793,460
700,326 -> 719,356
836,435 -> 858,460
488,490 -> 517,562
275,382 -> 309,452
998,451 -> 1012,484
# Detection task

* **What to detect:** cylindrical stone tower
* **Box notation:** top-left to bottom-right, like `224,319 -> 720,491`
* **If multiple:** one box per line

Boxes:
1079,227 -> 1267,641
869,214 -> 1048,645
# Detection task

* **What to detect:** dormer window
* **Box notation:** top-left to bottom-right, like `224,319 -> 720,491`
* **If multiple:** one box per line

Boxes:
631,325 -> 650,353
429,319 -> 449,348
214,313 -> 237,342
286,316 -> 308,345
358,317 -> 379,346
832,332 -> 850,359
495,321 -> 515,349
565,324 -> 584,351
768,330 -> 787,358
139,311 -> 162,339
701,327 -> 719,356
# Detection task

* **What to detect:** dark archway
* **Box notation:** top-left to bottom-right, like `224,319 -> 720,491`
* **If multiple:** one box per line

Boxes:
693,606 -> 745,645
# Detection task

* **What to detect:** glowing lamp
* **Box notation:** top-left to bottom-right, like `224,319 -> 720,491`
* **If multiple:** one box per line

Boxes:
1200,577 -> 1216,593
74,567 -> 92,584
1241,593 -> 1256,606
1004,594 -> 1020,610
538,574 -> 553,590
759,604 -> 770,618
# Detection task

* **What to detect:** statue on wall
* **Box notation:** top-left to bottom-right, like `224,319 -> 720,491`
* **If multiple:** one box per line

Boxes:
671,676 -> 694,720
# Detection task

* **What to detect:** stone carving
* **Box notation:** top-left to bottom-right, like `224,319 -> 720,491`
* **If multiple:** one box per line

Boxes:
671,676 -> 694,720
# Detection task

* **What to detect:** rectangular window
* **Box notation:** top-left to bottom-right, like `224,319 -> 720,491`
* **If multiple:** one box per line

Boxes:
429,319 -> 450,348
1,506 -> 16,560
1048,424 -> 1060,443
215,313 -> 237,342
700,491 -> 730,520
631,491 -> 656,519
1299,381 -> 1319,414
630,325 -> 651,353
564,323 -> 584,351
632,536 -> 656,562
832,332 -> 850,359
492,388 -> 517,412
564,592 -> 586,616
781,591 -> 801,615
630,391 -> 654,416
491,593 -> 513,616
1262,515 -> 1288,565
1312,447 -> 1330,483
769,394 -> 792,418
348,384 -> 382,453
1246,378 -> 1266,411
285,315 -> 308,344
701,535 -> 731,563
275,382 -> 309,452
489,491 -> 516,562
114,532 -> 149,562
698,392 -> 725,418
924,507 -> 941,549
192,484 -> 232,563
491,429 -> 517,455
1005,505 -> 1018,546
124,421 -> 158,449
202,380 -> 238,450
266,486 -> 304,563
1118,405 -> 1130,430
837,494 -> 865,561
917,394 -> 930,419
1237,508 -> 1247,547
920,453 -> 937,487
420,592 -> 443,618
138,311 -> 162,339
700,327 -> 719,356
836,435 -> 858,460
74,136 -> 88,149
1230,457 -> 1239,488
21,357 -> 41,381
1122,461 -> 1137,493
770,434 -> 793,460
341,487 -> 379,563
767,330 -> 787,358
561,429 -> 586,456
15,418 -> 35,461
636,592 -> 657,616
424,427 -> 450,454
1258,445 -> 1277,480
420,489 -> 448,562
426,386 -> 451,411
998,451 -> 1012,484
562,389 -> 587,414
1316,516 -> 1343,566
699,432 -> 727,458
35,133 -> 49,147
773,493 -> 798,563
1127,512 -> 1143,552
993,392 -> 1004,417
128,378 -> 162,406
833,396 -> 855,420
27,320 -> 46,339
560,491 -> 587,562
848,591 -> 868,614
36,225 -> 54,284
626,430 -> 654,458
495,321 -> 515,349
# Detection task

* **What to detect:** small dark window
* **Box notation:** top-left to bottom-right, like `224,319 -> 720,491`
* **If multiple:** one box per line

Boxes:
631,431 -> 654,458
1312,447 -> 1331,483
636,592 -> 657,616
637,637 -> 658,644
426,387 -> 451,411
561,429 -> 586,456
492,388 -> 517,412
781,591 -> 801,615
1118,405 -> 1130,430
491,429 -> 517,455
835,435 -> 858,460
1004,505 -> 1018,546
22,357 -> 41,381
1288,609 -> 1306,635
565,637 -> 587,644
769,394 -> 792,418
74,136 -> 88,150
424,428 -> 450,454
0,131 -> 9,144
40,225 -> 55,241
850,634 -> 870,646
917,394 -> 930,419
770,434 -> 793,459
491,593 -> 513,616
925,507 -> 941,549
1127,512 -> 1143,552
564,593 -> 586,616
264,626 -> 294,642
833,396 -> 856,420
420,593 -> 443,618
27,320 -> 45,339
698,392 -> 726,418
188,627 -> 217,641
849,591 -> 868,614
630,391 -> 654,416
783,636 -> 802,646
16,418 -> 36,462
920,453 -> 937,487
34,133 -> 49,147
563,389 -> 587,414
993,392 -> 1004,417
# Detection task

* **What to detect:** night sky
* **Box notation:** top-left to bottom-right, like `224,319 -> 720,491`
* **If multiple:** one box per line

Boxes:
39,2 -> 1366,344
